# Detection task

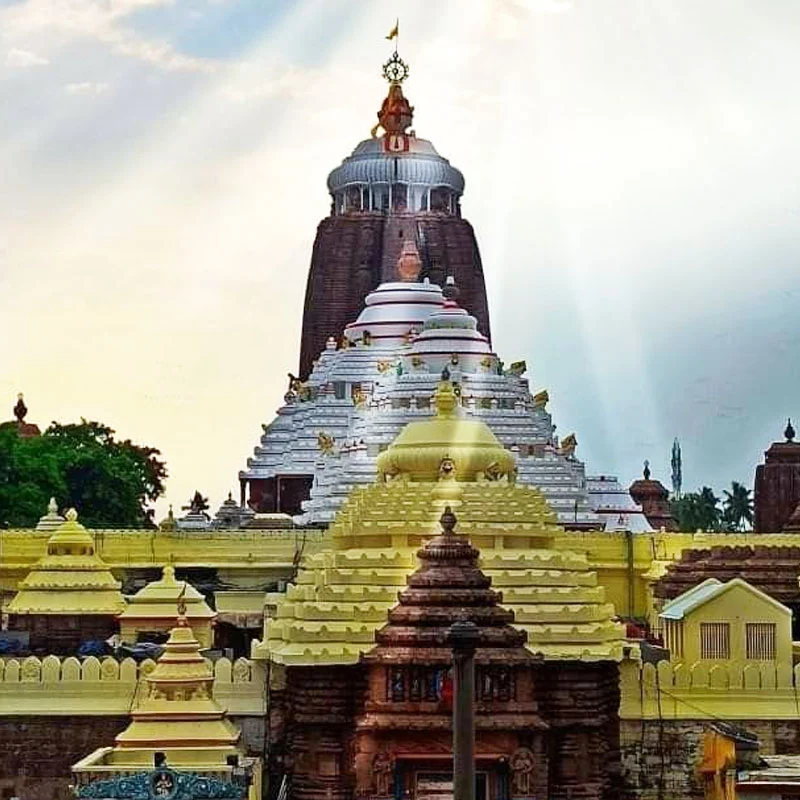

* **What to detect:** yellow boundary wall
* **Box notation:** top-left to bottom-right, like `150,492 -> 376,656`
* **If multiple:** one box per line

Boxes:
620,658 -> 800,721
0,654 -> 266,716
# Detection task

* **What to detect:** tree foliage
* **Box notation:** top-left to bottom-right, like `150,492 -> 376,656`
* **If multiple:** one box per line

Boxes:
0,420 -> 167,529
722,481 -> 754,531
671,481 -> 754,532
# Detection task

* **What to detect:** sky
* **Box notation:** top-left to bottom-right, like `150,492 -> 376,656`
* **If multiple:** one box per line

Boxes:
1,0 -> 799,520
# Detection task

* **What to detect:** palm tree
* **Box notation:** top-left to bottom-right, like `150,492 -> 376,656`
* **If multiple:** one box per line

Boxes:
723,481 -> 754,531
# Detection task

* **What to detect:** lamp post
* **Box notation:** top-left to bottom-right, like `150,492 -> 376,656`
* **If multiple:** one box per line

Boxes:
449,620 -> 479,800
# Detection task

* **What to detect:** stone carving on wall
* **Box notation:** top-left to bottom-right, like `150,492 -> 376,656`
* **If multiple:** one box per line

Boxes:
372,750 -> 395,797
510,747 -> 536,797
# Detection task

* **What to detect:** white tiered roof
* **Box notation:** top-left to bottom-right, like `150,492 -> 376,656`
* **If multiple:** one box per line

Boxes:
240,279 -> 603,528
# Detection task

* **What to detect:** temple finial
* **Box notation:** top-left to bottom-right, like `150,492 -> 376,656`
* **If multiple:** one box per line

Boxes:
13,393 -> 27,422
439,505 -> 457,535
643,460 -> 651,481
176,582 -> 188,625
786,418 -> 796,442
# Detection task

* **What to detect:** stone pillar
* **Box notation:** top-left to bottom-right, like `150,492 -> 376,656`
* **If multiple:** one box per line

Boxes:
449,620 -> 479,800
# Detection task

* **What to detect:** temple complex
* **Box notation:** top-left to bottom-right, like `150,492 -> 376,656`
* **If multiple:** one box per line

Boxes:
3,37 -> 800,800
236,47 -> 639,530
263,378 -> 625,799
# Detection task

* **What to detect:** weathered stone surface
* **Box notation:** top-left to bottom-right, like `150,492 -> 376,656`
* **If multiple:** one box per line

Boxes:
620,719 -> 800,800
0,716 -> 128,800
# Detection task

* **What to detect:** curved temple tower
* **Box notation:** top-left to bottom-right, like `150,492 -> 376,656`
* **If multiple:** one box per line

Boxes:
299,50 -> 491,380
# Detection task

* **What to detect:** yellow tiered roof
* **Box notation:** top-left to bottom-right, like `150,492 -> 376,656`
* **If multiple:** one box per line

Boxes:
112,619 -> 240,759
118,565 -> 216,648
263,380 -> 625,666
6,508 -> 125,615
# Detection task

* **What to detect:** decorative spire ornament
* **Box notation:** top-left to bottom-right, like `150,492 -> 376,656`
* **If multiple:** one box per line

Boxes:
786,418 -> 796,442
13,393 -> 27,422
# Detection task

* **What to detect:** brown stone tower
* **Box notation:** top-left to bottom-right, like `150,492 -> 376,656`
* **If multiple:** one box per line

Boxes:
298,51 -> 491,378
354,505 -> 548,800
754,419 -> 800,532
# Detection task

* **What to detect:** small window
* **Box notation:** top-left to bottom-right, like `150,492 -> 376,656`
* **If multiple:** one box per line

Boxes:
746,622 -> 776,660
700,622 -> 730,659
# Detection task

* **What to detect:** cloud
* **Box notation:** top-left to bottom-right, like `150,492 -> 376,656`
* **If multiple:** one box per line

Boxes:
65,80 -> 110,94
5,47 -> 50,67
0,0 -> 217,73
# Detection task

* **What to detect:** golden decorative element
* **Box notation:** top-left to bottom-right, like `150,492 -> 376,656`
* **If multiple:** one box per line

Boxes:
532,389 -> 549,408
376,360 -> 395,374
558,433 -> 578,458
376,379 -> 516,482
317,432 -> 336,455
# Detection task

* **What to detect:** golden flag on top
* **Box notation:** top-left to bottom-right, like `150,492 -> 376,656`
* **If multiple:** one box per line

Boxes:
386,20 -> 399,40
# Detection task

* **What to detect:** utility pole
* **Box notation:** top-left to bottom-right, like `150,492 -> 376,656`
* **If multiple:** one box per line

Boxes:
449,620 -> 479,800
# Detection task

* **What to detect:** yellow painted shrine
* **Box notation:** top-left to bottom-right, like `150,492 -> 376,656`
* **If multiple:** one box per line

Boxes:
73,615 -> 261,799
118,565 -> 216,649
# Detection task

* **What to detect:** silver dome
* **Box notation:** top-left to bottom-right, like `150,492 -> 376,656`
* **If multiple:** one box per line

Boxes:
327,137 -> 465,196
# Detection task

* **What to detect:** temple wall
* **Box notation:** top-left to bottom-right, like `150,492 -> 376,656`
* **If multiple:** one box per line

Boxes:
619,718 -> 800,800
0,716 -> 129,800
0,528 -> 326,595
620,659 -> 800,721
0,654 -> 266,717
0,655 -> 267,796
5,529 -> 800,623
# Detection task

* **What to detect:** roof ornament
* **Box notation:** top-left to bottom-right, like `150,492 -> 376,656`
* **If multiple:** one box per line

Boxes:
786,418 -> 796,442
643,459 -> 651,481
439,504 -> 457,535
372,22 -> 413,141
13,393 -> 27,422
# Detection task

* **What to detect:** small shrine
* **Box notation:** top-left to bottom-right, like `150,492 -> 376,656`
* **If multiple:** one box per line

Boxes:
117,565 -> 216,649
72,613 -> 259,798
628,461 -> 678,531
6,508 -> 126,652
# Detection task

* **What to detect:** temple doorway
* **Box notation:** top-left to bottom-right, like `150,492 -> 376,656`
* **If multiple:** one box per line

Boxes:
414,771 -> 488,800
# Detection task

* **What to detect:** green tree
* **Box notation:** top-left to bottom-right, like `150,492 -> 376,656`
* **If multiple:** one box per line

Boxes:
723,481 -> 754,531
0,419 -> 167,529
671,486 -> 723,532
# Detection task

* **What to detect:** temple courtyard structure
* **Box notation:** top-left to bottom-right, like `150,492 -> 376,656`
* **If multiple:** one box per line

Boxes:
2,44 -> 800,800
